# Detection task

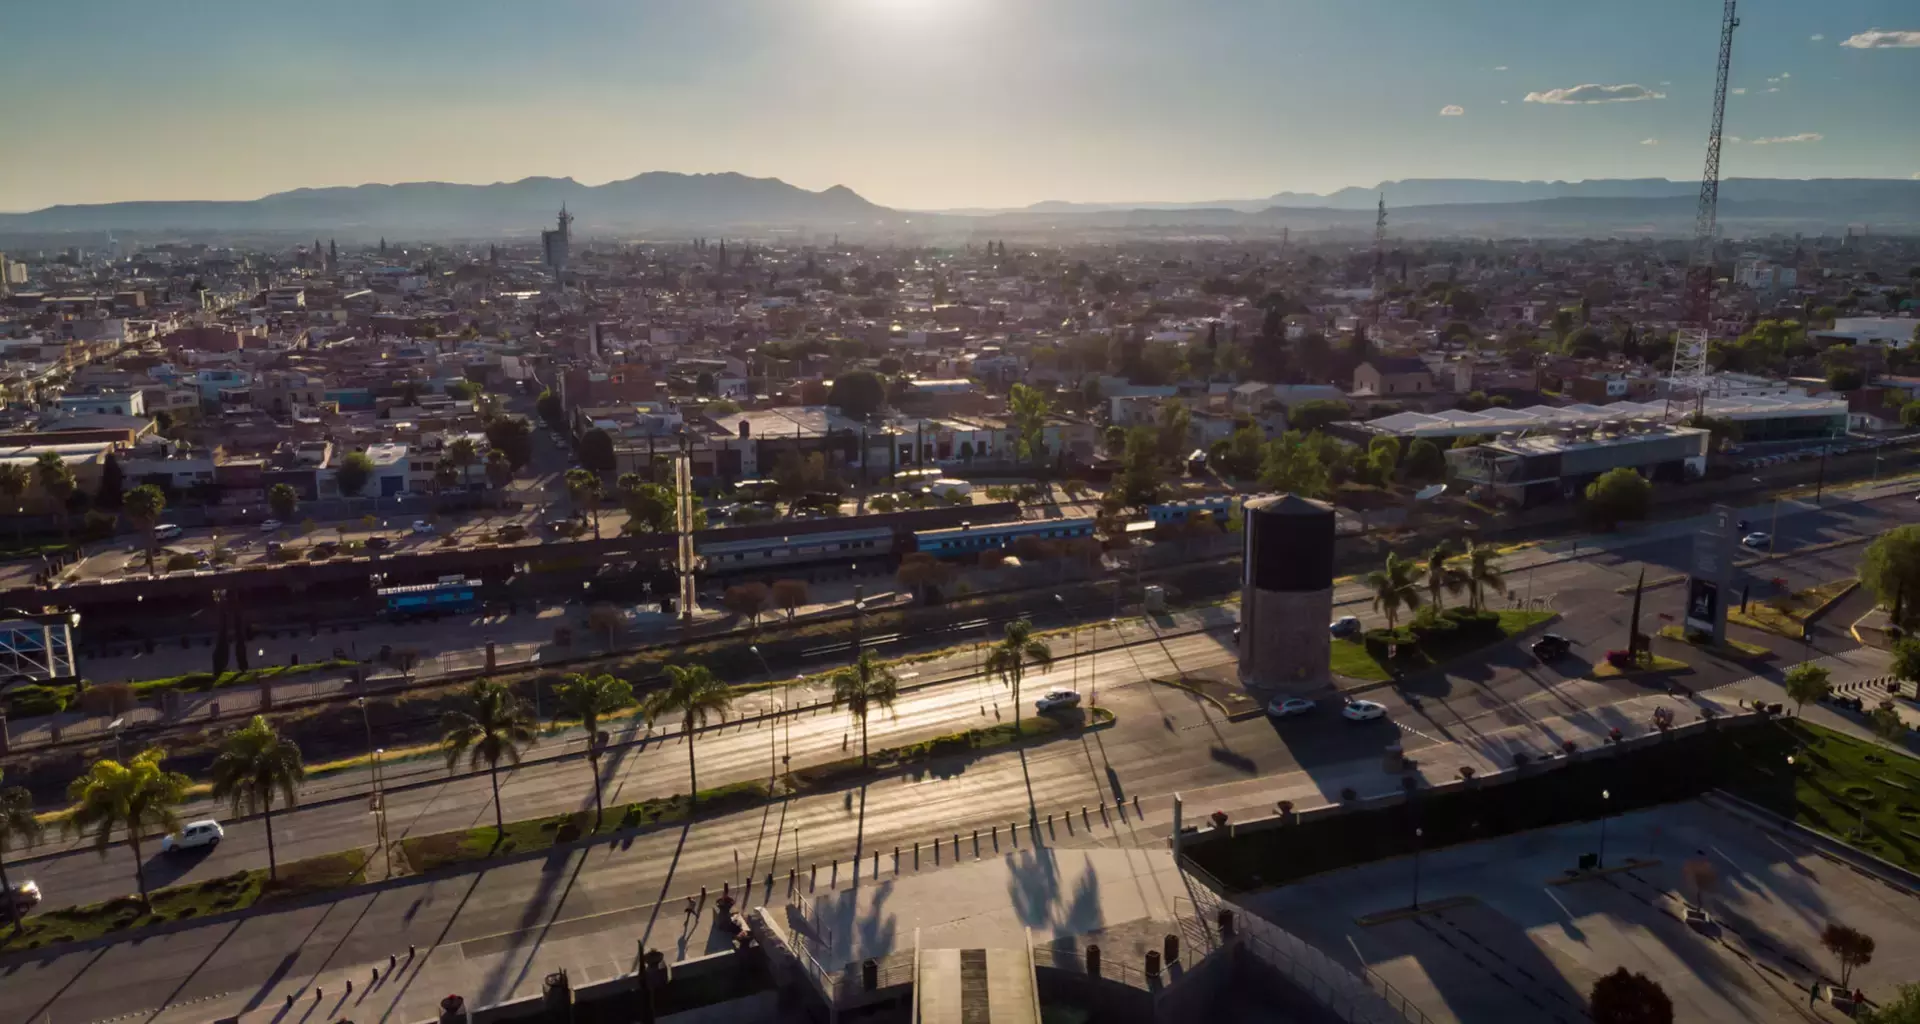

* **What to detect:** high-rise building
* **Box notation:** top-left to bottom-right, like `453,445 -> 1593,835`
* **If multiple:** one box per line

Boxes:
541,206 -> 573,285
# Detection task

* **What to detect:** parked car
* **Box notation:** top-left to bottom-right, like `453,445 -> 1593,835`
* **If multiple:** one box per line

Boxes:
1329,616 -> 1362,638
411,520 -> 437,536
1267,697 -> 1317,718
364,536 -> 392,552
1741,532 -> 1771,550
161,819 -> 224,854
5,879 -> 41,913
1341,699 -> 1387,722
1035,689 -> 1082,712
259,519 -> 283,533
1531,633 -> 1573,661
153,524 -> 184,542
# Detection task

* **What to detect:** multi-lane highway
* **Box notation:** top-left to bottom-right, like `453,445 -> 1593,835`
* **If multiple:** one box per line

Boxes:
1,486 -> 1913,1024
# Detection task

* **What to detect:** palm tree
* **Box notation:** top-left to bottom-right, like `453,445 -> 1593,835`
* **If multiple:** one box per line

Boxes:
556,673 -> 634,825
207,716 -> 304,880
123,484 -> 167,578
441,681 -> 538,832
447,436 -> 479,490
1363,552 -> 1423,632
831,651 -> 900,767
0,463 -> 29,545
64,748 -> 192,904
641,664 -> 734,810
565,468 -> 603,539
485,448 -> 513,492
1422,542 -> 1466,612
1462,540 -> 1505,612
0,769 -> 43,932
985,619 -> 1053,734
34,452 -> 76,539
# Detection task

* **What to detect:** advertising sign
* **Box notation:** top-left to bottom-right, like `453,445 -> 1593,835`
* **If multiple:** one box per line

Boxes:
1684,578 -> 1720,635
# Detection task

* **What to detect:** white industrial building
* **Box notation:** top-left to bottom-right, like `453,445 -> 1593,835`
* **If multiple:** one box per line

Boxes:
1816,317 -> 1917,350
1360,393 -> 1847,444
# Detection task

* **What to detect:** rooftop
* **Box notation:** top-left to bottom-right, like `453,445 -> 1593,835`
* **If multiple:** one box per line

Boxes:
1365,394 -> 1846,437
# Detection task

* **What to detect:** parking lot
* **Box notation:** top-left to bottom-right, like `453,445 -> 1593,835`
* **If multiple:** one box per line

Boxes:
1242,798 -> 1920,1023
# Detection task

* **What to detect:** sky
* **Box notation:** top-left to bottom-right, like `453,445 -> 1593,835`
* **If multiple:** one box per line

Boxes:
2,0 -> 1918,212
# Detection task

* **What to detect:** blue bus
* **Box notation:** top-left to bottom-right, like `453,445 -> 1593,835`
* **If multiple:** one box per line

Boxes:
377,575 -> 481,620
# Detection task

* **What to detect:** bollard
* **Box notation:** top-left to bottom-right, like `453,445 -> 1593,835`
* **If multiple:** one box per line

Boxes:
1145,949 -> 1161,977
699,885 -> 706,902
789,868 -> 796,886
873,850 -> 879,872
862,958 -> 879,991
1217,908 -> 1236,936
1164,933 -> 1179,965
1087,944 -> 1101,978
992,825 -> 998,842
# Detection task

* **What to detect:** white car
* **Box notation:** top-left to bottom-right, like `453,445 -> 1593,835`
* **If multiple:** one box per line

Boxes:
259,519 -> 283,533
1741,532 -> 1771,550
411,520 -> 436,535
161,819 -> 224,854
1035,689 -> 1082,712
1267,697 -> 1317,718
152,524 -> 184,542
1341,699 -> 1388,722
4,879 -> 41,913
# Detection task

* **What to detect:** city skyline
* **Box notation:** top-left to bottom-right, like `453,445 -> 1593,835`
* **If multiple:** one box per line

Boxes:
3,0 -> 1918,213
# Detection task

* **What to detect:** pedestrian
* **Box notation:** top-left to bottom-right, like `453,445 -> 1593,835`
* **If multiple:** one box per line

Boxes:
346,979 -> 353,995
315,988 -> 323,1002
684,895 -> 697,920
286,993 -> 295,1009
1854,988 -> 1864,1007
371,967 -> 379,984
1810,980 -> 1819,1006
389,953 -> 397,970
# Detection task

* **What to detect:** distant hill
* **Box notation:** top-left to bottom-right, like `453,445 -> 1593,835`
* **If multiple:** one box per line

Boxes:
0,171 -> 888,236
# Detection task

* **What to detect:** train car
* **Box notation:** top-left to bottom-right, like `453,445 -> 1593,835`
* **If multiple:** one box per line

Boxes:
913,517 -> 1097,558
696,525 -> 896,579
377,574 -> 481,621
1143,493 -> 1262,526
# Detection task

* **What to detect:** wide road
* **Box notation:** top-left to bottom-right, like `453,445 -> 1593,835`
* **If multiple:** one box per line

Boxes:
3,488 -> 1912,1024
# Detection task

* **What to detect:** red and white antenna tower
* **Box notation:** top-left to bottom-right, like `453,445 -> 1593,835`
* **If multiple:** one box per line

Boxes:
1667,0 -> 1739,415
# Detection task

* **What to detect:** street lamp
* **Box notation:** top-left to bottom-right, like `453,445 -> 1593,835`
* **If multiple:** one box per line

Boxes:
1054,594 -> 1075,695
1751,477 -> 1780,557
1411,826 -> 1425,909
371,747 -> 391,877
1597,789 -> 1612,867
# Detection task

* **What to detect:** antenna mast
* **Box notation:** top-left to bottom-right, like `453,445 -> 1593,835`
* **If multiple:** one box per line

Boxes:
1667,0 -> 1738,416
1370,193 -> 1388,328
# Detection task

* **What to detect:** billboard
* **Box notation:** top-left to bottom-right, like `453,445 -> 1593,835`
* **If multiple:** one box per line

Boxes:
1684,578 -> 1720,635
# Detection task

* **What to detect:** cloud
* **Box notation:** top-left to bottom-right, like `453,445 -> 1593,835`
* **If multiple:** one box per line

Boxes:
1499,99 -> 1509,104
1524,83 -> 1666,104
1811,33 -> 1825,41
1781,72 -> 1791,78
1492,65 -> 1508,71
1749,133 -> 1823,145
1766,76 -> 1782,83
1840,28 -> 1920,48
1439,104 -> 1465,116
1766,86 -> 1780,92
1725,136 -> 1742,143
1659,80 -> 1673,86
1731,87 -> 1748,94
1639,138 -> 1659,145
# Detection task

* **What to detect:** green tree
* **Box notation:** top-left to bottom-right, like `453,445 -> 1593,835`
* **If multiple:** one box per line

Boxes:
556,673 -> 635,825
1856,982 -> 1920,1024
95,453 -> 124,512
1008,383 -> 1053,466
1827,366 -> 1866,392
440,680 -> 538,832
1584,467 -> 1652,530
207,716 -> 304,880
447,436 -> 480,488
0,463 -> 28,544
1891,637 -> 1920,687
1863,525 -> 1920,630
1905,403 -> 1920,430
1217,424 -> 1266,479
621,479 -> 676,533
1363,552 -> 1423,632
1289,399 -> 1350,432
1821,922 -> 1875,989
1867,703 -> 1908,749
267,482 -> 298,522
485,415 -> 535,469
445,379 -> 480,401
566,468 -> 603,539
64,748 -> 192,904
34,452 -> 76,538
985,619 -> 1053,735
335,451 -> 375,497
485,448 -> 514,491
831,650 -> 900,768
641,664 -> 735,809
1258,432 -> 1331,498
122,483 -> 167,577
1116,426 -> 1166,507
829,370 -> 886,421
1403,438 -> 1447,483
1589,967 -> 1673,1024
1462,540 -> 1504,611
1422,543 -> 1466,610
578,428 -> 617,474
1155,399 -> 1193,464
0,770 -> 42,932
1783,662 -> 1832,716
535,388 -> 563,428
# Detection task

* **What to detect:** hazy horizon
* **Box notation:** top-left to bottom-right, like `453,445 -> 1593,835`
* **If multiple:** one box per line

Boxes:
3,0 -> 1916,213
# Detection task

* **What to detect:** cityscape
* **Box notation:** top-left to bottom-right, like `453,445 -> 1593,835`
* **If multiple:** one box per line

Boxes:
3,3 -> 1920,1024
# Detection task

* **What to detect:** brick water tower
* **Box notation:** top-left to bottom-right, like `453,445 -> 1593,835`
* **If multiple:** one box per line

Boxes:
1239,494 -> 1336,689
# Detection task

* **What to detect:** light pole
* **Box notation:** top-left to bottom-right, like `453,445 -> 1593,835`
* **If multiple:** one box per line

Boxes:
1411,826 -> 1425,909
372,747 -> 391,878
1597,789 -> 1612,868
1054,595 -> 1076,695
1751,478 -> 1780,558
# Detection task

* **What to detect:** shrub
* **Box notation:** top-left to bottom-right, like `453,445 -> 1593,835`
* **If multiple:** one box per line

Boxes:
5,683 -> 71,716
164,552 -> 199,572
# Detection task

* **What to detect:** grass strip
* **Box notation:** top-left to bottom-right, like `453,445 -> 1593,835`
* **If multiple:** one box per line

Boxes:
1332,610 -> 1555,682
1726,578 -> 1857,639
1,848 -> 368,953
1655,625 -> 1771,657
1722,719 -> 1920,874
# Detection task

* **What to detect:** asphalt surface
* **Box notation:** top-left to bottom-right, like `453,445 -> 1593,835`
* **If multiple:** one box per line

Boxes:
2,489 -> 1914,1024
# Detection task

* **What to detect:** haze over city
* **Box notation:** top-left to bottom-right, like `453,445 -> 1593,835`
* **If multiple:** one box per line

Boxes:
3,0 -> 1918,213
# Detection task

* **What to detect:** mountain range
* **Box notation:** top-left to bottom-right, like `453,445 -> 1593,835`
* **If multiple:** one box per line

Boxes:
3,173 -> 1918,240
